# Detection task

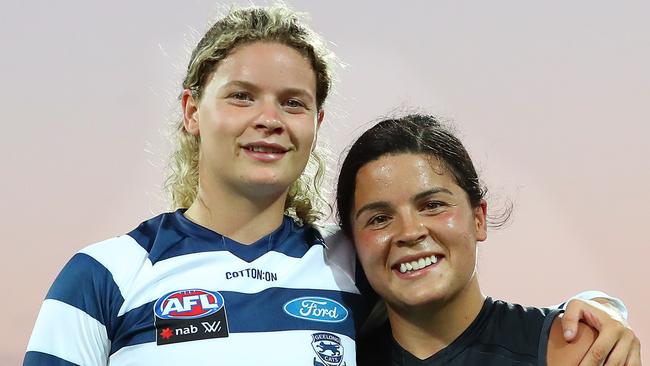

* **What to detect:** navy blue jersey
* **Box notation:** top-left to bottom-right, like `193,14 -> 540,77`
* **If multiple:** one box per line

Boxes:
25,210 -> 368,365
357,297 -> 561,366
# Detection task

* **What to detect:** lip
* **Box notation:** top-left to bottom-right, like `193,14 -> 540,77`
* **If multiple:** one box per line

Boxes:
241,141 -> 291,162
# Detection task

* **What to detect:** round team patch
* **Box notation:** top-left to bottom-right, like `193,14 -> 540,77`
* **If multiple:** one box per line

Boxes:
154,288 -> 225,319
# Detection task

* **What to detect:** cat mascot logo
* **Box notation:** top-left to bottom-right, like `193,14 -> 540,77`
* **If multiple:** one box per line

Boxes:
311,332 -> 346,366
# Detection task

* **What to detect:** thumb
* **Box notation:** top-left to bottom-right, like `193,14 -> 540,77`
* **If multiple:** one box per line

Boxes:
560,307 -> 583,342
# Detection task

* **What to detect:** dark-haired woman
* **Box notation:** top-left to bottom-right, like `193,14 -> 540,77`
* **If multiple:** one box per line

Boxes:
337,114 -> 641,365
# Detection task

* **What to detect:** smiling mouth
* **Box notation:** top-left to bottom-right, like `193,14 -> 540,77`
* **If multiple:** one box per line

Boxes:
395,255 -> 441,274
244,145 -> 288,153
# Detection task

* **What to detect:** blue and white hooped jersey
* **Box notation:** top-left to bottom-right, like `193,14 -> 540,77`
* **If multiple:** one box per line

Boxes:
25,210 -> 366,366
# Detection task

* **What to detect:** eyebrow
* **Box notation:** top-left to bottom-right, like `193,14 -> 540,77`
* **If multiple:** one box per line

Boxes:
222,80 -> 315,103
413,187 -> 453,202
354,187 -> 454,220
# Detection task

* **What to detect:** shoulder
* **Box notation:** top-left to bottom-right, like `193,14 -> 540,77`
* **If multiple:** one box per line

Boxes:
46,213 -> 170,319
316,224 -> 353,254
312,224 -> 355,265
489,299 -> 596,366
546,316 -> 597,366
472,299 -> 561,362
489,299 -> 559,334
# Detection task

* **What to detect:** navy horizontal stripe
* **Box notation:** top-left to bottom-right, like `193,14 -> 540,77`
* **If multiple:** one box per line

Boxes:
109,301 -> 156,355
128,210 -> 324,264
109,287 -> 365,355
46,253 -> 124,333
24,351 -> 80,366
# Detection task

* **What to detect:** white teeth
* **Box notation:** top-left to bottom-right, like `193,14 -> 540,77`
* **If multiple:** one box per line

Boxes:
397,255 -> 440,274
249,146 -> 283,153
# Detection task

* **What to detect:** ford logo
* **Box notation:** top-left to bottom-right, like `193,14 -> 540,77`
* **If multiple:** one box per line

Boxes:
154,289 -> 225,319
283,297 -> 348,323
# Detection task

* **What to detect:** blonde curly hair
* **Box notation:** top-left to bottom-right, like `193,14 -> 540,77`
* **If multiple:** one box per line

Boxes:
164,4 -> 334,225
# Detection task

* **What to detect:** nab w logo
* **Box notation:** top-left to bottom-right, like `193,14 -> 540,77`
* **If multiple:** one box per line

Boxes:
154,288 -> 230,345
154,289 -> 225,319
201,321 -> 222,333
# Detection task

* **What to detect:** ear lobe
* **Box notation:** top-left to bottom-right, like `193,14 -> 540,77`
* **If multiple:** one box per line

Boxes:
475,199 -> 488,242
181,89 -> 200,136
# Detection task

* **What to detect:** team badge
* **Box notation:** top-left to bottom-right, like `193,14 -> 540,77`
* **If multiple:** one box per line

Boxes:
311,332 -> 346,366
153,288 -> 229,345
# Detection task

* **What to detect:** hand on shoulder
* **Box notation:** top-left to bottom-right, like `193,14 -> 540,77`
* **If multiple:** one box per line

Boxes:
547,315 -> 597,366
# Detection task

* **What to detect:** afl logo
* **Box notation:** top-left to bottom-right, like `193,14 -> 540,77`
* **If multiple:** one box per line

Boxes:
154,289 -> 225,319
283,297 -> 348,323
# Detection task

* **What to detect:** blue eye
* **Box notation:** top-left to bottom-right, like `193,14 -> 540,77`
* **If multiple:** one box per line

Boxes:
284,98 -> 306,110
227,92 -> 253,104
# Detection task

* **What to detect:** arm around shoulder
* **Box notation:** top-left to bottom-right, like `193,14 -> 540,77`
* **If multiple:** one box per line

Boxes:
546,315 -> 597,366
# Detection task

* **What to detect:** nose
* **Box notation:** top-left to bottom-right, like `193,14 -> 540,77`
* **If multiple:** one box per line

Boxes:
395,212 -> 428,247
254,101 -> 284,135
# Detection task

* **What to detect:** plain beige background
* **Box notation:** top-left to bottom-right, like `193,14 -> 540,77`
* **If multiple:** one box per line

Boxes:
1,0 -> 648,364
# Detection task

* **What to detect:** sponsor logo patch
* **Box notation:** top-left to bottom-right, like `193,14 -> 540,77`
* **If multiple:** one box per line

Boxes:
311,332 -> 346,366
153,288 -> 229,345
283,297 -> 348,323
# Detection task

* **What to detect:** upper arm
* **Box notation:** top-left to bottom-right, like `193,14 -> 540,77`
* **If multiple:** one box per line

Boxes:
25,252 -> 116,365
546,316 -> 598,366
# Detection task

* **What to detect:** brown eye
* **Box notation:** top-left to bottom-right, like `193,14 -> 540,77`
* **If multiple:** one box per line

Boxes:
367,214 -> 391,228
421,200 -> 446,213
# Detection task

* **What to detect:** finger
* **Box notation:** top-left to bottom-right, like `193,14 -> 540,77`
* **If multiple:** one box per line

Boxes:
578,330 -> 618,366
602,332 -> 634,366
623,337 -> 641,366
561,303 -> 585,341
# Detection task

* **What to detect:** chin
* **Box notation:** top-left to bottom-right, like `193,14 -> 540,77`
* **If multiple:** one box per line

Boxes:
389,286 -> 453,309
240,176 -> 292,195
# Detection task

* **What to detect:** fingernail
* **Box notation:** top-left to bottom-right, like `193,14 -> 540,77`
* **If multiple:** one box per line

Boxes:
564,329 -> 574,338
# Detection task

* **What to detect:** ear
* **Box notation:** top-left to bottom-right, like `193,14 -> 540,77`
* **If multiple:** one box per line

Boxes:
311,109 -> 325,151
474,199 -> 488,242
181,89 -> 200,136
316,109 -> 324,129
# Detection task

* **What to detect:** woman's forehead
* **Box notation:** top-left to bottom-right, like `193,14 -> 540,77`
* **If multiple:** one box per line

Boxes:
355,154 -> 456,197
212,42 -> 317,90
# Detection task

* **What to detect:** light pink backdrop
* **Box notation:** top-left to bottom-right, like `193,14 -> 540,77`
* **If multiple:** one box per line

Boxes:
1,0 -> 648,364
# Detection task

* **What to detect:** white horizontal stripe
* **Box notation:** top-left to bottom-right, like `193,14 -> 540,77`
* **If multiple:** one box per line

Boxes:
26,299 -> 109,366
118,244 -> 360,315
322,230 -> 358,288
76,232 -> 360,316
110,330 -> 356,366
79,235 -> 151,300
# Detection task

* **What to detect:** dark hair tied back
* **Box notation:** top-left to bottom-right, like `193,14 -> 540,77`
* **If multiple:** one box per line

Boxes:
336,113 -> 496,237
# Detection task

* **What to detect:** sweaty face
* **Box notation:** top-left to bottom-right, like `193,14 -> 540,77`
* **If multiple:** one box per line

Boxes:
351,153 -> 487,310
185,41 -> 321,198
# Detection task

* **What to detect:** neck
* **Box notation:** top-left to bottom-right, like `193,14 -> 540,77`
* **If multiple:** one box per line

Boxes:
387,277 -> 485,360
184,180 -> 289,244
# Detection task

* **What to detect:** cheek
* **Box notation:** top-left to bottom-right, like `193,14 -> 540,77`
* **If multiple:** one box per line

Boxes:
353,231 -> 391,267
292,117 -> 318,146
200,104 -> 246,133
